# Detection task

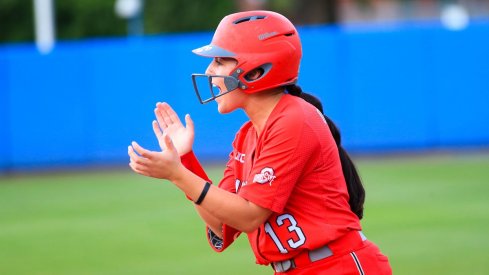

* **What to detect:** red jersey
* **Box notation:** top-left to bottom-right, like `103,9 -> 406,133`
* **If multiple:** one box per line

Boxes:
182,94 -> 361,265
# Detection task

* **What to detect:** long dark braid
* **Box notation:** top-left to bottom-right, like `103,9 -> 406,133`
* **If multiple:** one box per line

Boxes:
285,84 -> 366,219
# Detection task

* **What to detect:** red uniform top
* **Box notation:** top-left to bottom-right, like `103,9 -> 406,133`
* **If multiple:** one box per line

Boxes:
182,94 -> 360,265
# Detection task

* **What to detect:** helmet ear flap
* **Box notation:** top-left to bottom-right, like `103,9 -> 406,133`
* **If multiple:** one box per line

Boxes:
243,63 -> 272,83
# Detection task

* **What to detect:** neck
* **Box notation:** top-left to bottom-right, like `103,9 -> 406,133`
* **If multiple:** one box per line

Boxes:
243,88 -> 284,136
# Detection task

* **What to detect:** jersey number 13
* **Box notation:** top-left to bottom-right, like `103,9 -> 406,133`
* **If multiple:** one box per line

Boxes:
264,213 -> 306,254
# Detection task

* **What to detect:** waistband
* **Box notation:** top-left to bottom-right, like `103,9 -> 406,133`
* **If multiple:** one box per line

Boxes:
272,230 -> 367,273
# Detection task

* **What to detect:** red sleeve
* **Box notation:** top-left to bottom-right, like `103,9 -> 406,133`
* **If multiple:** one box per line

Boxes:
180,151 -> 211,182
180,151 -> 211,201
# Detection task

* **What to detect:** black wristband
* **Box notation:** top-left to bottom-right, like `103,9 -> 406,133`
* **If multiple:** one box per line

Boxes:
195,182 -> 211,205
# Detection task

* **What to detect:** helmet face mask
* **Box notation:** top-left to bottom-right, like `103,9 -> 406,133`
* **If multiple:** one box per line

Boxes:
191,62 -> 274,104
191,10 -> 302,104
191,74 -> 241,104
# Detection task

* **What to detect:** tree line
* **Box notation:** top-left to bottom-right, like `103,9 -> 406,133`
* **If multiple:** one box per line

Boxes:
0,0 -> 340,43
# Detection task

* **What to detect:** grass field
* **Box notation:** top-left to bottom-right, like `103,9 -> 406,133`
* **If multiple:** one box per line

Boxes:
1,153 -> 488,274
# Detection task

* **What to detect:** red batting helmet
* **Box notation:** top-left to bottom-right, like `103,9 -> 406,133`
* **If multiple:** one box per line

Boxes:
191,10 -> 302,104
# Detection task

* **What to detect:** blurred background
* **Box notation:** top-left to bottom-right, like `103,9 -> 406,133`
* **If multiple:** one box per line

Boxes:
1,0 -> 488,171
1,0 -> 488,274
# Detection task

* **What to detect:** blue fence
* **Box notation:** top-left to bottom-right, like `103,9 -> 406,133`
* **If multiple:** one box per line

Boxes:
1,21 -> 488,172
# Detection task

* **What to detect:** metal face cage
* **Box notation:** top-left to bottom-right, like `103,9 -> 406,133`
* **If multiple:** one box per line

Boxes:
191,74 -> 241,104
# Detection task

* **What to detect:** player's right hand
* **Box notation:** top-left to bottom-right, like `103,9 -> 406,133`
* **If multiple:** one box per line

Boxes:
128,134 -> 183,181
153,102 -> 194,156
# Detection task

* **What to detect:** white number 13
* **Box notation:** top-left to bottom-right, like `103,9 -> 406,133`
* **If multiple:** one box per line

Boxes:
264,214 -> 306,254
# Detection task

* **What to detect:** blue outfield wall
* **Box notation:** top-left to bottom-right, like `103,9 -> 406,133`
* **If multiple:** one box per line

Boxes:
0,21 -> 488,172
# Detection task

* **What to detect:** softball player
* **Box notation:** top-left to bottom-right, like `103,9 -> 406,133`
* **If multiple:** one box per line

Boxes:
128,10 -> 392,274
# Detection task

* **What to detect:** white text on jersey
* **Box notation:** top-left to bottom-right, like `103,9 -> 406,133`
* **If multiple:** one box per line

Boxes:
234,151 -> 245,163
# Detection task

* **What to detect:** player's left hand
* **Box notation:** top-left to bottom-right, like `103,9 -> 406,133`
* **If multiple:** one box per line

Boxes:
128,133 -> 182,181
153,102 -> 194,156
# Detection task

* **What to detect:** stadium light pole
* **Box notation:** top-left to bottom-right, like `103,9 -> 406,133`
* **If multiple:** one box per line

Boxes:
33,0 -> 56,54
440,2 -> 470,31
115,0 -> 145,36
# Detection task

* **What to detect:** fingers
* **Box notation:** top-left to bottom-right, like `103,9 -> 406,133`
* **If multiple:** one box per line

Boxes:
154,106 -> 168,129
128,144 -> 150,164
185,114 -> 194,134
152,120 -> 163,138
128,139 -> 178,180
153,120 -> 167,151
160,102 -> 182,125
128,144 -> 151,176
163,133 -> 176,152
129,160 -> 149,176
155,102 -> 176,128
131,141 -> 154,159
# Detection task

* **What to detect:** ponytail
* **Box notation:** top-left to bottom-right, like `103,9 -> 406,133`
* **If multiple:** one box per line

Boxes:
285,85 -> 366,219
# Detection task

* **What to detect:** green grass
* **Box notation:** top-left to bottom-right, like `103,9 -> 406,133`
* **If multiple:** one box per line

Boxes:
1,153 -> 488,274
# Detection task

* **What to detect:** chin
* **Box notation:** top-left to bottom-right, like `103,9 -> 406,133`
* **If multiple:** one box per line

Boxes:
217,106 -> 230,114
217,103 -> 234,114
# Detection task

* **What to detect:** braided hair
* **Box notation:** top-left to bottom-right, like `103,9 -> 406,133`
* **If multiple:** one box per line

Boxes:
285,84 -> 366,219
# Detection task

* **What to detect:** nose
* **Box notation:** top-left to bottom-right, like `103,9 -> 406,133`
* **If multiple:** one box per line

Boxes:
205,61 -> 215,75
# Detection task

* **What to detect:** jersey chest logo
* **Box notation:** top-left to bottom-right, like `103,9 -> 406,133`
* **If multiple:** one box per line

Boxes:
253,167 -> 276,186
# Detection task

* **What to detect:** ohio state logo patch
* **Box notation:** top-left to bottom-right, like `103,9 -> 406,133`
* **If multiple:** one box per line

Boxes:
253,167 -> 276,185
